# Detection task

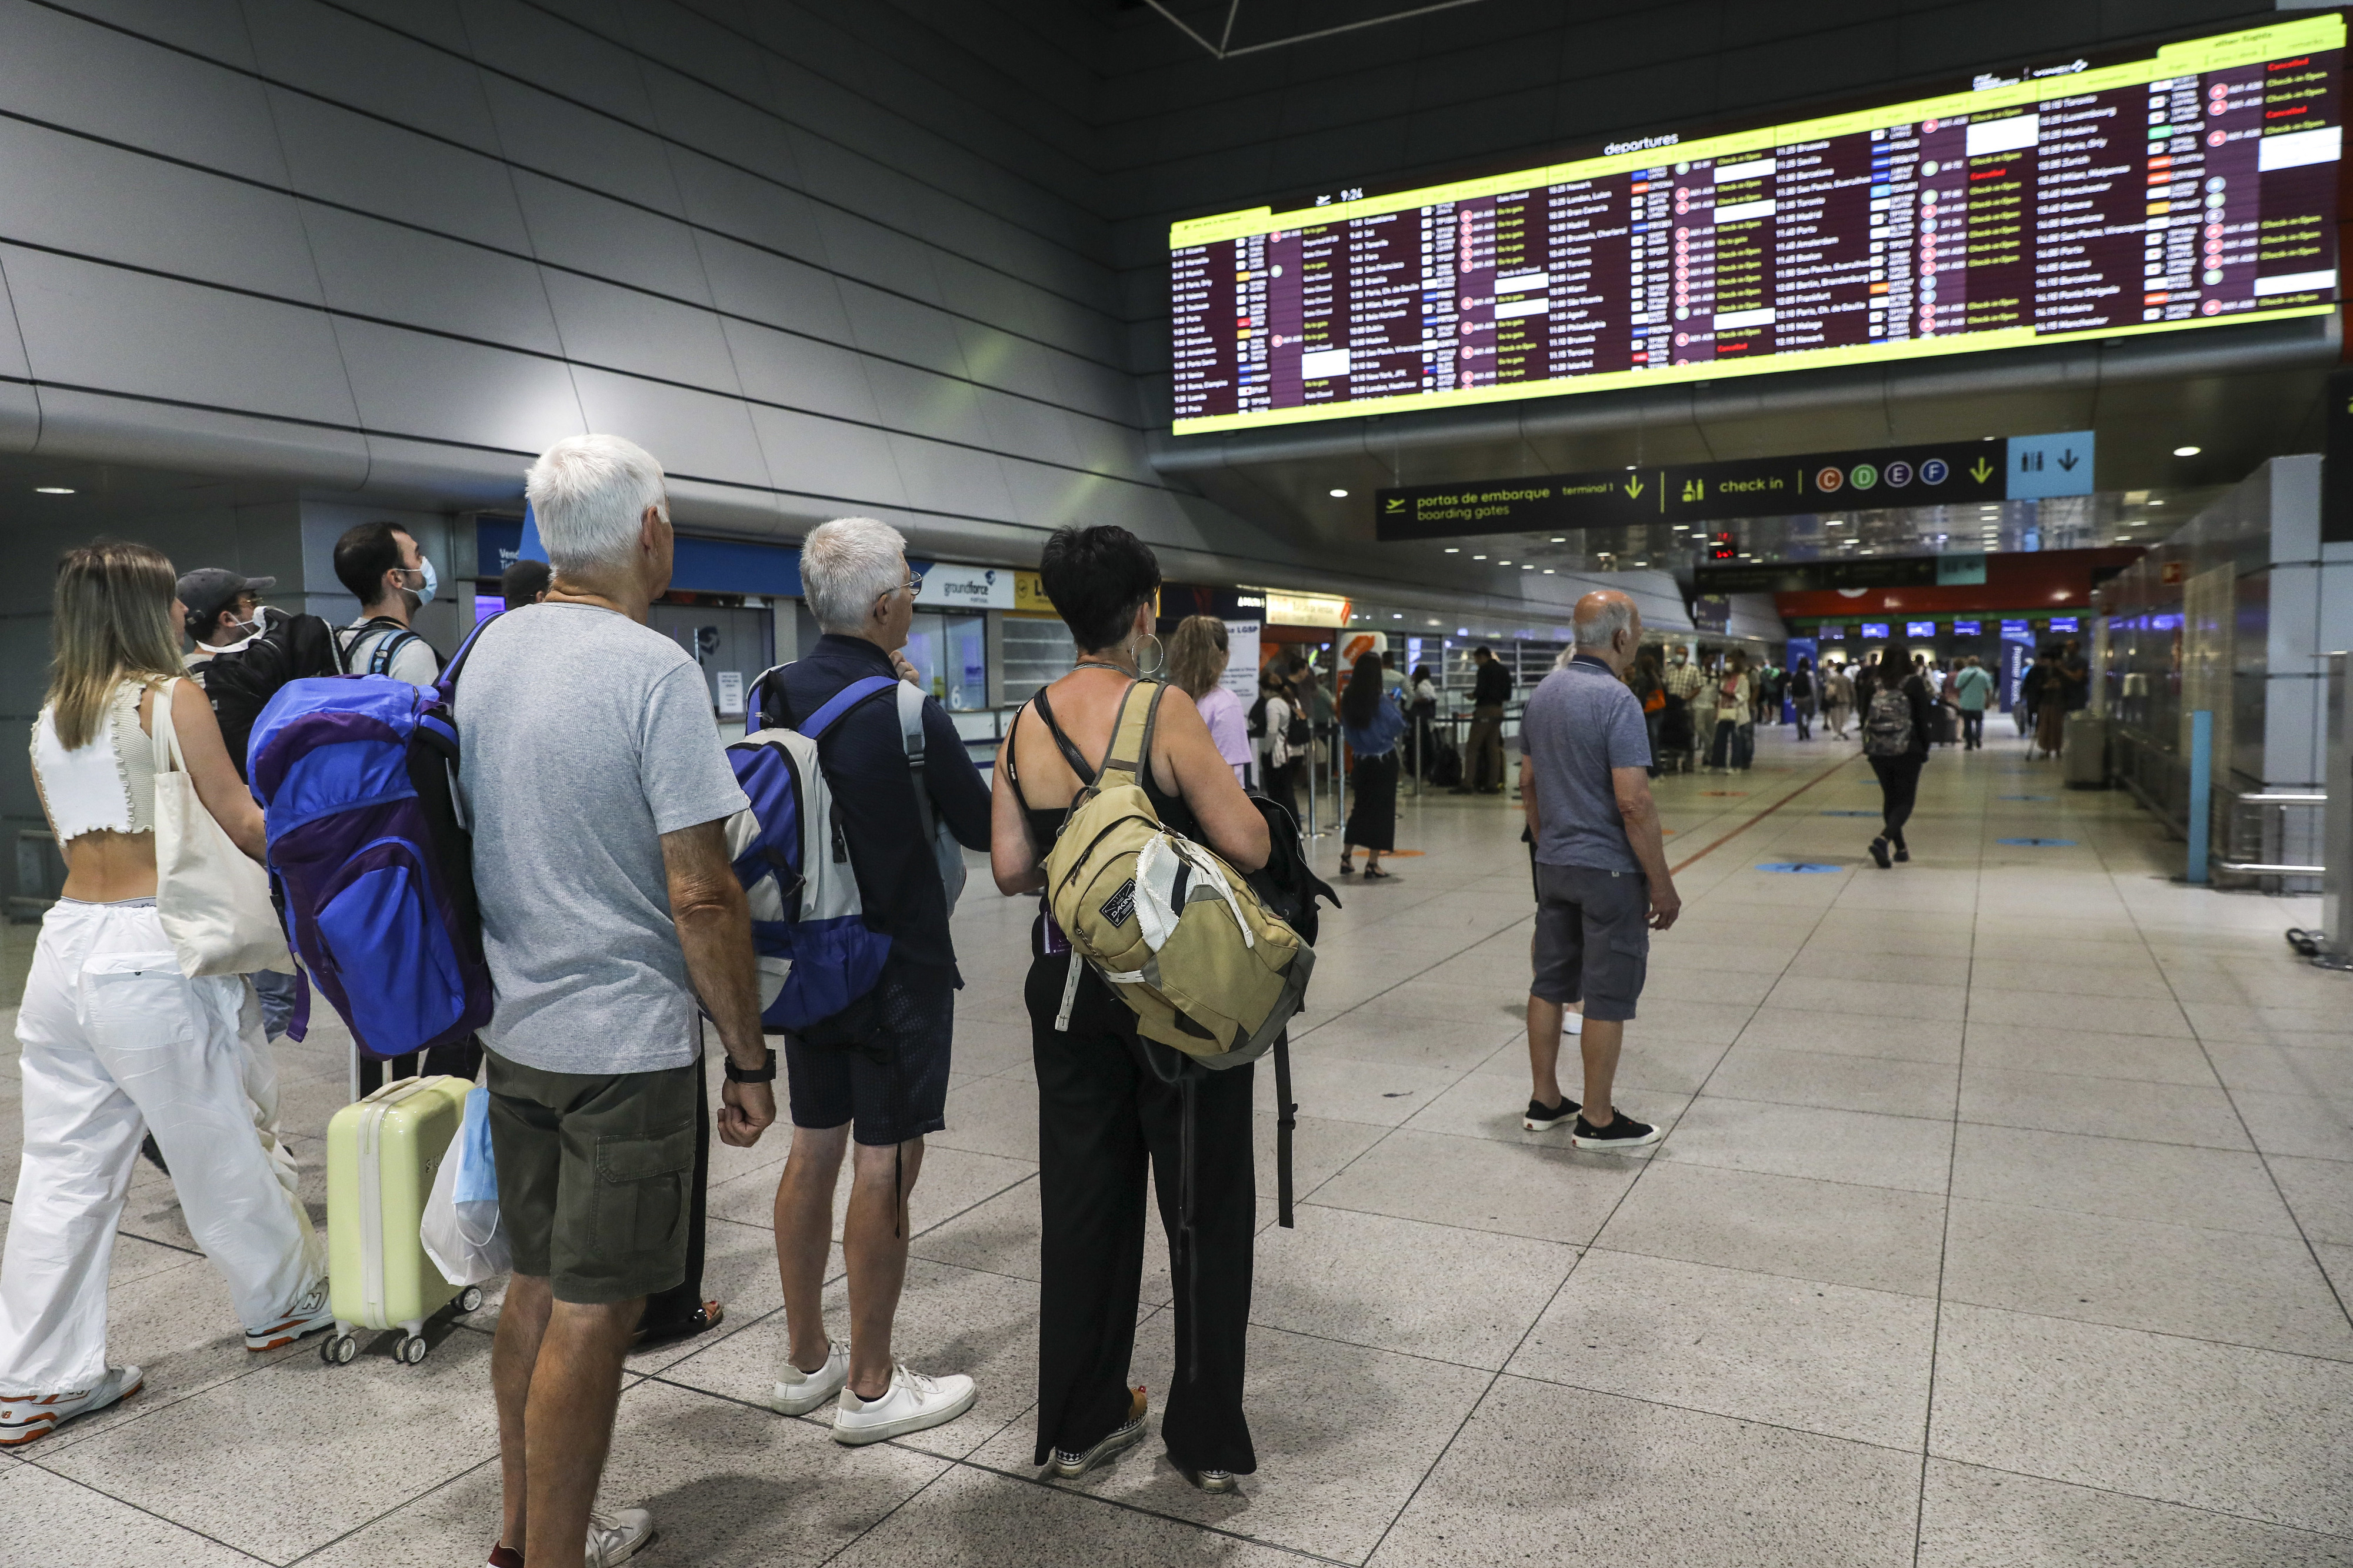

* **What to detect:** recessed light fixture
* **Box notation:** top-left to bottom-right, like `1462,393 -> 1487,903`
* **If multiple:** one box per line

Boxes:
1472,554 -> 1488,559
1498,559 -> 1512,565
1392,613 -> 1402,619
1329,488 -> 1349,497
34,486 -> 72,495
1521,564 -> 1534,571
2172,445 -> 2201,457
1541,568 -> 1556,574
1443,546 -> 1459,553
2149,500 -> 2166,506
1549,537 -> 1565,543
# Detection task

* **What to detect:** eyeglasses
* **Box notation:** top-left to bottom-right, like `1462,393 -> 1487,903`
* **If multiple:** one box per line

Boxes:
879,578 -> 921,602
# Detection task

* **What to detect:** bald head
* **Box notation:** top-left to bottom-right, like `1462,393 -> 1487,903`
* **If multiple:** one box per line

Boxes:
1572,589 -> 1639,652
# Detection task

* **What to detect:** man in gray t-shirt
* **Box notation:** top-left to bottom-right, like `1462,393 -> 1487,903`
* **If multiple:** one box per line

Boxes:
457,434 -> 773,1568
1515,590 -> 1681,1153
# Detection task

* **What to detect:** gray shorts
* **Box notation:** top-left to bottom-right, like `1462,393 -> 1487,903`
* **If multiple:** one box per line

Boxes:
1531,862 -> 1649,1022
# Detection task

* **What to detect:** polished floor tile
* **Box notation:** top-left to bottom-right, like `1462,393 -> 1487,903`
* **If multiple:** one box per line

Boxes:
11,726 -> 2349,1566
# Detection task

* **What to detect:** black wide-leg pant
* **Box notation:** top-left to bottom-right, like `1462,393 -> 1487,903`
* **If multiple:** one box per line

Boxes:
1870,753 -> 1925,845
1026,953 -> 1258,1474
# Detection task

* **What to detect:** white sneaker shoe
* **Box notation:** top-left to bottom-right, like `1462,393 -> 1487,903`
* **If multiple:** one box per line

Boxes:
246,1279 -> 332,1352
832,1362 -> 976,1446
0,1365 -> 142,1446
770,1340 -> 849,1416
1562,1010 -> 1584,1036
585,1506 -> 654,1567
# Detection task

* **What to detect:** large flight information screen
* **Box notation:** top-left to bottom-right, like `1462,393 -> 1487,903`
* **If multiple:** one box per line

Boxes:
1169,16 -> 2342,435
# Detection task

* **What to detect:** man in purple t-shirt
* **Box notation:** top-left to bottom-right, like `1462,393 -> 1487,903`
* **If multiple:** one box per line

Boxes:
1515,590 -> 1682,1150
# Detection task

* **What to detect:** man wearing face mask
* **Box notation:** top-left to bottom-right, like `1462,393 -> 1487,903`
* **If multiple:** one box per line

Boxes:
332,521 -> 444,688
179,568 -> 275,667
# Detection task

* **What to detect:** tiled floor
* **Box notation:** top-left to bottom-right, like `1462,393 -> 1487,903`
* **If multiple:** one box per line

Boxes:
4,718 -> 2352,1564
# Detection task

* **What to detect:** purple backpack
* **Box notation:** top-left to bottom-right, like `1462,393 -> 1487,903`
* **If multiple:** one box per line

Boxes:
246,618 -> 500,1060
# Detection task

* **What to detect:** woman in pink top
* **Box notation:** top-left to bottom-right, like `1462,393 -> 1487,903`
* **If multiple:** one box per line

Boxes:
1168,616 -> 1251,784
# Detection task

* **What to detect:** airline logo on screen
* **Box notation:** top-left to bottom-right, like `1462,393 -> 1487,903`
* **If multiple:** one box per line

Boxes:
1167,16 -> 2342,435
1372,433 -> 2089,539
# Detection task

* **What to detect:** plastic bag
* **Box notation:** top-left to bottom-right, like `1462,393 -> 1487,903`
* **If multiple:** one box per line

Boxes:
420,1085 -> 509,1286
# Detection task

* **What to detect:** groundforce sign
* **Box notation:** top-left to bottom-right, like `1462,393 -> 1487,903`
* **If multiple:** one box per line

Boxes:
1372,433 -> 2091,541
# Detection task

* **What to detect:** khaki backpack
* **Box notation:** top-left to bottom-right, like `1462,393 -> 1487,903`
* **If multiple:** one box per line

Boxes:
1039,679 -> 1313,1067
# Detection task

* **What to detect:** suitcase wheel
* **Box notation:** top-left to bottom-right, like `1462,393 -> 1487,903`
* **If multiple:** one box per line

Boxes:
394,1333 -> 430,1365
456,1286 -> 485,1315
321,1333 -> 358,1366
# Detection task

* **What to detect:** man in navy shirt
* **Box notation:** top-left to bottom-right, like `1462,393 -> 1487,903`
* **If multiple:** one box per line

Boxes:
1516,590 -> 1680,1152
759,518 -> 993,1446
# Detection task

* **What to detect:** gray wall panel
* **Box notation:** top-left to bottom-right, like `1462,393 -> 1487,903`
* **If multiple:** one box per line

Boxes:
569,366 -> 769,490
508,171 -> 708,299
301,204 -> 565,355
719,318 -> 879,424
749,404 -> 906,509
835,281 -> 971,378
0,0 -> 288,184
479,75 -> 683,215
332,317 -> 583,453
669,155 -> 829,266
616,0 -> 774,103
242,0 -> 504,154
42,0 -> 257,65
317,0 -> 472,52
267,89 -> 537,253
886,433 -> 1017,522
459,0 -> 661,127
4,248 -> 355,428
861,361 -> 998,451
699,236 -> 853,345
539,269 -> 741,391
0,118 -> 324,303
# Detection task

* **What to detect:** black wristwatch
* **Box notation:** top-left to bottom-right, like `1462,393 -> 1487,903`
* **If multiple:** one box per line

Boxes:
724,1049 -> 778,1083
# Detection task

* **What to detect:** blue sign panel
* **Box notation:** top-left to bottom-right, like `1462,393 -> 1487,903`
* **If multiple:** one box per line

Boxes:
1860,622 -> 1889,639
2005,430 -> 2094,498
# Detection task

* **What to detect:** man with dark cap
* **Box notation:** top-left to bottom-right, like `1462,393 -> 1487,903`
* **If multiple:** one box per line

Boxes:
500,557 -> 552,610
178,568 -> 276,668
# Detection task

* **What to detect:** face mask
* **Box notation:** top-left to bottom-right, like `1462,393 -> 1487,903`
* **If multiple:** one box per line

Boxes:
401,555 -> 438,606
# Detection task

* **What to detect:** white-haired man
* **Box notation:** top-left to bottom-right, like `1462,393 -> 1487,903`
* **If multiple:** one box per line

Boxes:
1516,589 -> 1680,1150
757,516 -> 993,1443
461,434 -> 775,1568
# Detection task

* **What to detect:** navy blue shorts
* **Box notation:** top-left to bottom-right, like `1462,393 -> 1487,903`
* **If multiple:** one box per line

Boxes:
782,972 -> 954,1146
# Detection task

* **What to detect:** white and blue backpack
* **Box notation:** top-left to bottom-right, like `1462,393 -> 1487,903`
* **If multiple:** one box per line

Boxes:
725,667 -> 963,1032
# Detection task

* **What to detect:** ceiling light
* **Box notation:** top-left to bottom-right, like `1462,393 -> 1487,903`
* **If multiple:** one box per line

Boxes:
2148,500 -> 2165,506
1329,488 -> 1349,497
1498,559 -> 1512,565
1522,564 -> 1534,571
34,486 -> 72,495
1549,537 -> 1565,543
1392,613 -> 1402,619
2172,445 -> 2200,457
1473,553 -> 1487,559
1542,568 -> 1556,574
1443,547 -> 1459,553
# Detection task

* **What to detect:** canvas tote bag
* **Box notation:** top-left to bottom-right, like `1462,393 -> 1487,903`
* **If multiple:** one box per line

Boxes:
149,677 -> 293,977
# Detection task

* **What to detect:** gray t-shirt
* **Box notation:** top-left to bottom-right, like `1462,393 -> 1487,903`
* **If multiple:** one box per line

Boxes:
456,602 -> 749,1075
1518,655 -> 1652,875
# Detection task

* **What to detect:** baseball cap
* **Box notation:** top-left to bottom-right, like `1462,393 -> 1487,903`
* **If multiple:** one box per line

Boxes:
176,568 -> 276,623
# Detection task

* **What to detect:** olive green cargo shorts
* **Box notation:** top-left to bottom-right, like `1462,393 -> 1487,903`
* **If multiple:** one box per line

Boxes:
484,1051 -> 699,1305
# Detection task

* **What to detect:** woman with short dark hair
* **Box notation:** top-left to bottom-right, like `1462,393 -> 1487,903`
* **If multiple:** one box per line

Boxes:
988,525 -> 1271,1495
1338,652 -> 1406,880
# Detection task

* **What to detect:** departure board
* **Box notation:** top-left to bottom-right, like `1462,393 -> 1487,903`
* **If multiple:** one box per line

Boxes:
1169,16 -> 2344,434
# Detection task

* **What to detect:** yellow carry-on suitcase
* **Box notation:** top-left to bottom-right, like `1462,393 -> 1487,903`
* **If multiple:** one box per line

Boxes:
322,1075 -> 482,1365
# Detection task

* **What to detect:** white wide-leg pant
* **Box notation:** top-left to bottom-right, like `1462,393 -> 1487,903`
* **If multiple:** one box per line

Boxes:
0,898 -> 322,1393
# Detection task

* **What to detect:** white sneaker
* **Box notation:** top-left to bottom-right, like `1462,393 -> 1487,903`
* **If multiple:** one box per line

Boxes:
585,1506 -> 653,1567
246,1279 -> 332,1352
770,1340 -> 849,1416
832,1362 -> 976,1446
0,1365 -> 142,1446
1562,1010 -> 1584,1036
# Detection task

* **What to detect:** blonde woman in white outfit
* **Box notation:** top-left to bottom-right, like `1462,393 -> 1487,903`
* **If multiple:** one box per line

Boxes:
0,542 -> 325,1449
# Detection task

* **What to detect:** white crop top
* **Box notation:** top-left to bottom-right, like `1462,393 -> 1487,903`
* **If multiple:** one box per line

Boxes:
31,679 -> 162,840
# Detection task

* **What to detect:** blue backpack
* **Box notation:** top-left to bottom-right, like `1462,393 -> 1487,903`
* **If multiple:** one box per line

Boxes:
246,618 -> 498,1061
726,672 -> 902,1033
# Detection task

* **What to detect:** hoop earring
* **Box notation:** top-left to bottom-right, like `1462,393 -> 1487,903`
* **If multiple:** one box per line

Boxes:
1133,632 -> 1165,678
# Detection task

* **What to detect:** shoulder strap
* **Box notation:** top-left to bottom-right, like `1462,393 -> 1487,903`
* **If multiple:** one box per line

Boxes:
1002,703 -> 1034,816
368,628 -> 422,676
1030,688 -> 1099,786
432,611 -> 504,705
1101,679 -> 1166,782
896,681 -> 941,845
800,675 -> 898,740
744,660 -> 791,734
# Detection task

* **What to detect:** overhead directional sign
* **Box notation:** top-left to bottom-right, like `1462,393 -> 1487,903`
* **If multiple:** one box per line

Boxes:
1374,432 -> 2091,541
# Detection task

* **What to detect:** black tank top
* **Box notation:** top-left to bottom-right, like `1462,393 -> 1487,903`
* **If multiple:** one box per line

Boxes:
1006,681 -> 1207,857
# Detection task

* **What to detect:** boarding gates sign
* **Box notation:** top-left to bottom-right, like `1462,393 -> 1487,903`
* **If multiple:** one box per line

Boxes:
1374,432 -> 2092,540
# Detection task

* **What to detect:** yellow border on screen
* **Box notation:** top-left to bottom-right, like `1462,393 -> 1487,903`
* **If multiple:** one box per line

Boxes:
1166,14 -> 2345,436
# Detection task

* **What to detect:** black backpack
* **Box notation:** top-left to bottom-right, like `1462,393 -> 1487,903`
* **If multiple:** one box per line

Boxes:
194,610 -> 342,780
1247,693 -> 1269,739
1240,789 -> 1338,1230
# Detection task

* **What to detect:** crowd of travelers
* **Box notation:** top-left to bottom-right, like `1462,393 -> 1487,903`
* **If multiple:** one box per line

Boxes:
0,426 -> 2084,1564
